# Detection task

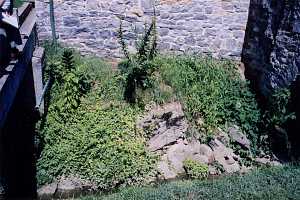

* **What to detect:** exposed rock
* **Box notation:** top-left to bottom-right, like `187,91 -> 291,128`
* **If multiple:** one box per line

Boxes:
166,139 -> 192,174
191,154 -> 209,164
138,102 -> 188,151
55,177 -> 83,198
243,0 -> 300,96
148,128 -> 185,152
228,125 -> 251,150
255,157 -> 282,167
199,144 -> 213,157
214,128 -> 230,146
209,139 -> 240,173
142,103 -> 258,179
37,182 -> 58,200
37,176 -> 95,199
189,141 -> 214,164
157,138 -> 214,180
0,183 -> 6,200
157,155 -> 177,180
208,166 -> 218,176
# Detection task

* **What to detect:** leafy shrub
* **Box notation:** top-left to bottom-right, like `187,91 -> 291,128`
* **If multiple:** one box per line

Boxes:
44,49 -> 91,120
58,50 -> 90,114
117,10 -> 158,103
155,56 -> 261,147
183,159 -> 208,179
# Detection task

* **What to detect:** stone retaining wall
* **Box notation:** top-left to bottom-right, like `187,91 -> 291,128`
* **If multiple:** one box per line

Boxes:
36,0 -> 250,60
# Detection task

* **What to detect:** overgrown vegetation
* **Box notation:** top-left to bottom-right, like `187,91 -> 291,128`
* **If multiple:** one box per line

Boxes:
79,165 -> 300,200
118,12 -> 261,153
38,37 -> 298,190
37,44 -> 156,189
38,102 -> 155,189
38,13 -> 298,193
155,56 -> 261,147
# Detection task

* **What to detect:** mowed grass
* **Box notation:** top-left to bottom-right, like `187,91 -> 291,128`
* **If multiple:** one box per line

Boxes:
80,165 -> 300,200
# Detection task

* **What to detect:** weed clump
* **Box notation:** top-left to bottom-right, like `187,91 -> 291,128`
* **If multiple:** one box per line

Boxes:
37,45 -> 156,189
117,9 -> 158,103
183,159 -> 209,179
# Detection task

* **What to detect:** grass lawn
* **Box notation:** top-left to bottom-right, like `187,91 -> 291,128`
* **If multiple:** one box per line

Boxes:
14,0 -> 23,7
80,165 -> 300,200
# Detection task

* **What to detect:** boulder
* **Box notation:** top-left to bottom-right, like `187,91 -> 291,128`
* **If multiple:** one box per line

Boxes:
157,155 -> 177,180
137,102 -> 188,151
0,183 -> 6,200
37,182 -> 58,200
55,178 -> 82,198
214,128 -> 230,146
166,139 -> 192,174
157,139 -> 213,180
148,128 -> 185,151
209,139 -> 240,173
191,154 -> 209,164
208,166 -> 218,175
239,165 -> 251,174
54,176 -> 95,199
198,144 -> 214,163
228,125 -> 251,150
255,157 -> 282,167
188,140 -> 214,164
